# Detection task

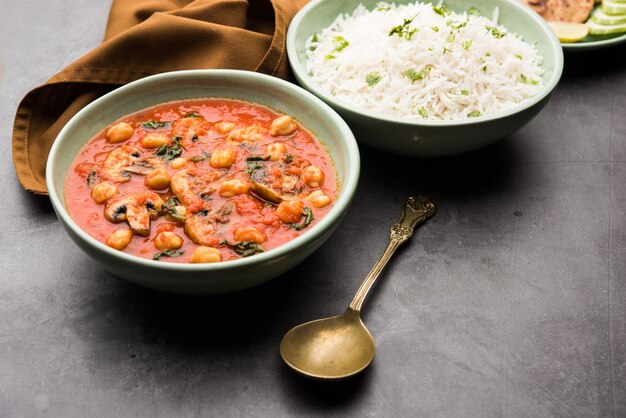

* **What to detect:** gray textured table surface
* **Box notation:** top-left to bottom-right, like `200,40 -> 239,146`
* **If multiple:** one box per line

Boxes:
1,1 -> 625,417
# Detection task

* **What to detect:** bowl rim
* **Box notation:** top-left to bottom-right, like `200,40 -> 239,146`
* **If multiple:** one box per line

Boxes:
46,69 -> 360,272
286,0 -> 565,126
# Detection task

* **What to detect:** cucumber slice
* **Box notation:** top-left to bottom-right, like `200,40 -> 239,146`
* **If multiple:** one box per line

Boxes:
601,0 -> 626,15
592,8 -> 626,24
588,20 -> 626,34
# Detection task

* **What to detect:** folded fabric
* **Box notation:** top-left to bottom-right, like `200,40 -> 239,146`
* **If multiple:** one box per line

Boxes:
12,0 -> 307,195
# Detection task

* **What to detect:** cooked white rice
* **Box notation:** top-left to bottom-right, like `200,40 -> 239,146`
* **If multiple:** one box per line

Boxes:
305,1 -> 544,120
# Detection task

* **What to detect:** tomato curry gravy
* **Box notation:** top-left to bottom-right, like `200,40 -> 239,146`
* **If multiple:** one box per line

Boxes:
65,99 -> 337,264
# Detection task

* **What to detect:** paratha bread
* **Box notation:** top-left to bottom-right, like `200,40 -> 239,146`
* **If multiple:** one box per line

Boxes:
521,0 -> 594,23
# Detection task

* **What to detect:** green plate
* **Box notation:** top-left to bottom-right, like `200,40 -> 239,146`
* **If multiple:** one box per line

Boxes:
562,5 -> 626,51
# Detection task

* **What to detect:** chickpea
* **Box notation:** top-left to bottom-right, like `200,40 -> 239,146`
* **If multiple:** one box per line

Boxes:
154,231 -> 184,250
266,142 -> 287,161
226,126 -> 264,143
144,169 -> 171,190
164,205 -> 187,223
170,157 -> 188,169
106,122 -> 134,144
269,115 -> 298,136
302,165 -> 325,188
219,179 -> 249,198
234,226 -> 267,244
305,190 -> 331,208
156,223 -> 176,234
214,121 -> 236,134
276,200 -> 304,224
210,148 -> 235,168
106,229 -> 133,250
91,181 -> 118,204
140,132 -> 169,149
189,246 -> 222,263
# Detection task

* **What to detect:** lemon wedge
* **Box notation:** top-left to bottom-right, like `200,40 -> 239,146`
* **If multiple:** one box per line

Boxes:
548,21 -> 590,43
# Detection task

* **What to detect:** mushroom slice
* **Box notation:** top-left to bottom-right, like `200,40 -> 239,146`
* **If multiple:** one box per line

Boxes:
104,191 -> 164,237
170,167 -> 220,213
248,161 -> 302,204
184,204 -> 233,246
123,157 -> 165,175
101,145 -> 142,183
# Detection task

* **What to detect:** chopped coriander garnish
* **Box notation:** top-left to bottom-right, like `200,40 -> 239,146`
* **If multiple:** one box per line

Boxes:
324,54 -> 336,60
447,33 -> 455,43
461,89 -> 470,96
432,26 -> 439,32
481,65 -> 487,73
520,74 -> 539,85
377,5 -> 392,11
418,107 -> 429,118
332,36 -> 350,52
433,5 -> 448,16
485,52 -> 491,57
450,20 -> 467,30
515,54 -> 522,60
366,71 -> 382,86
486,25 -> 506,39
442,46 -> 452,54
462,40 -> 472,50
389,18 -> 417,40
467,110 -> 481,118
311,33 -> 319,43
468,6 -> 479,16
403,65 -> 432,83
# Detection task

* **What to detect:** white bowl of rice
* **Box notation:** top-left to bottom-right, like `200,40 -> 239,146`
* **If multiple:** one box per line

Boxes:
286,0 -> 563,156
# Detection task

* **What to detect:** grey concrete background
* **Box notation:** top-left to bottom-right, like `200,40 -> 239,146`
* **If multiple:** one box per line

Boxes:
1,0 -> 625,416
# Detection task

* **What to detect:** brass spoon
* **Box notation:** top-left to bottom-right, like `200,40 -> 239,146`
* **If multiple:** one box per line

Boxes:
280,196 -> 437,380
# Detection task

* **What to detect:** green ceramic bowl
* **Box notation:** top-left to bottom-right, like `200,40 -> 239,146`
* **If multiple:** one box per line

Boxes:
46,70 -> 360,294
287,0 -> 564,156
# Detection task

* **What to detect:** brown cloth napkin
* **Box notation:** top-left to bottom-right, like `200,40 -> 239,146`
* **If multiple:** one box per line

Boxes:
12,0 -> 308,195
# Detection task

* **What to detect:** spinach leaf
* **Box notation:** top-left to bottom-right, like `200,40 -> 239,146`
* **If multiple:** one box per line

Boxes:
221,240 -> 266,257
141,120 -> 172,130
152,249 -> 184,260
155,136 -> 183,161
161,196 -> 186,222
289,206 -> 314,231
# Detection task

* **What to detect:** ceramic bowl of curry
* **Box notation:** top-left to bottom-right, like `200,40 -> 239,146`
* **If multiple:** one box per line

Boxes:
46,70 -> 360,294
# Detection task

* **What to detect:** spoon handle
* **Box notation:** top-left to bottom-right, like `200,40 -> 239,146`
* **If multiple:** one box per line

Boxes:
348,196 -> 437,312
